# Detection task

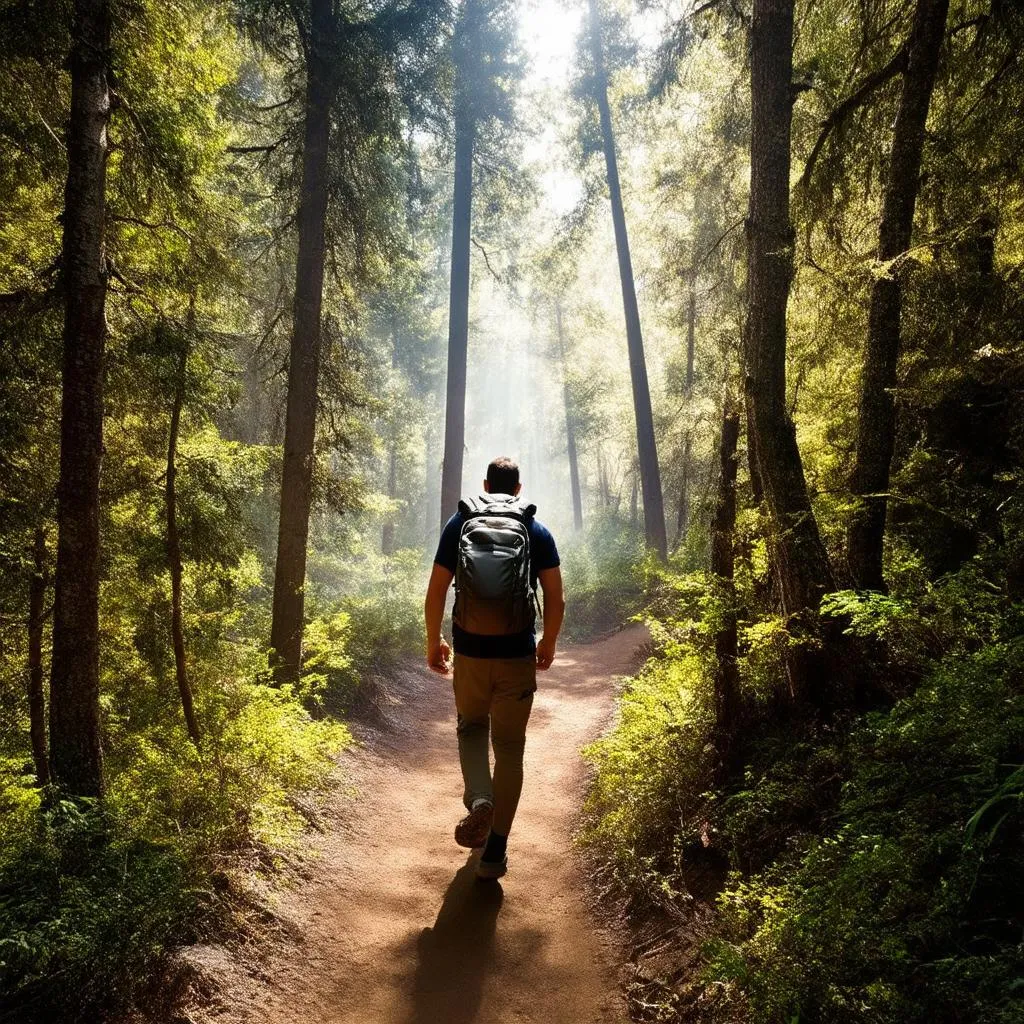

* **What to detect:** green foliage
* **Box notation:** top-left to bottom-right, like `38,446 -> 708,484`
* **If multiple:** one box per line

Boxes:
708,640 -> 1024,1024
0,678 -> 345,1022
582,641 -> 714,904
0,799 -> 202,1022
582,551 -> 1024,1024
560,511 -> 648,640
302,547 -> 430,711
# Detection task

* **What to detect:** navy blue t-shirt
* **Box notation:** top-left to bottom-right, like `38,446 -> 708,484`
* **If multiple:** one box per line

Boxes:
434,507 -> 560,659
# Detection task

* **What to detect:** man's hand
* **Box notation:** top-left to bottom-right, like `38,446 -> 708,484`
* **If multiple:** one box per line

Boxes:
427,636 -> 452,675
536,636 -> 556,670
536,567 -> 564,671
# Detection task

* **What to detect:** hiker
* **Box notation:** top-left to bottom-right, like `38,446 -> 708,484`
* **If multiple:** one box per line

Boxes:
424,456 -> 565,880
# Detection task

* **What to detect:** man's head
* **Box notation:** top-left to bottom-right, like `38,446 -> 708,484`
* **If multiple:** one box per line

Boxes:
483,456 -> 521,496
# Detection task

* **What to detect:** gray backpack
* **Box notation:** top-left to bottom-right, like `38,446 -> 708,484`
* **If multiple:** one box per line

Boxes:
453,494 -> 538,635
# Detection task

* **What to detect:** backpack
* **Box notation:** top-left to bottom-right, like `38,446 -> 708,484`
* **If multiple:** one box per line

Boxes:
453,494 -> 538,636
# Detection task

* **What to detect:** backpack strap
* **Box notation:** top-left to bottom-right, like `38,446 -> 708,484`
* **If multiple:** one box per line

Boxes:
457,494 -> 487,516
457,494 -> 537,520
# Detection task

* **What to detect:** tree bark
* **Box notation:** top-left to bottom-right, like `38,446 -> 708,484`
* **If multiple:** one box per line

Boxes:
28,527 -> 51,788
597,449 -> 610,508
588,0 -> 667,559
673,432 -> 692,550
711,402 -> 741,764
673,274 -> 697,550
49,0 -> 110,798
166,341 -> 201,747
382,325 -> 400,555
745,0 -> 836,634
685,272 -> 696,398
848,0 -> 949,591
270,0 -> 333,684
425,401 -> 443,545
381,445 -> 399,555
439,102 -> 474,526
556,302 -> 583,531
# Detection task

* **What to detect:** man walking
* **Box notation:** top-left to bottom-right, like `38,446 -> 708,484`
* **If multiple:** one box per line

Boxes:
424,457 -> 565,880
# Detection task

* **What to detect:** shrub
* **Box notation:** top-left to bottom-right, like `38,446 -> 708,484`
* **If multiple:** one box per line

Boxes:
561,512 -> 648,640
582,556 -> 1024,1024
0,678 -> 346,1023
708,640 -> 1024,1024
303,548 -> 426,712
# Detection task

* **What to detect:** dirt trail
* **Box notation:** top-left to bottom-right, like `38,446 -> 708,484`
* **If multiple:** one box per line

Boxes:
199,626 -> 646,1024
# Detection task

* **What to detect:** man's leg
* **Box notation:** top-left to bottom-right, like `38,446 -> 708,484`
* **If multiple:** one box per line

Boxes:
488,656 -> 536,836
452,653 -> 493,810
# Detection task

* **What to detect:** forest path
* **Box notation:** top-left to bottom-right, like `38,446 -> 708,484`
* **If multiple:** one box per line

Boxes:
198,626 -> 646,1024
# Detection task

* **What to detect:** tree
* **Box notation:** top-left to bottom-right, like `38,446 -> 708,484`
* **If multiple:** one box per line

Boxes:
381,323 -> 402,555
556,301 -> 584,531
439,60 -> 473,523
269,0 -> 334,683
710,398 -> 740,765
744,0 -> 836,656
673,270 -> 697,549
48,0 -> 110,797
439,0 -> 520,523
267,0 -> 448,682
27,527 -> 50,788
847,0 -> 950,591
165,327 -> 201,747
586,0 -> 667,559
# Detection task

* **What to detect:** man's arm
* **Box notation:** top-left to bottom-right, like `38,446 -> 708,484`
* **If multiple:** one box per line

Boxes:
424,563 -> 454,674
536,566 -> 565,670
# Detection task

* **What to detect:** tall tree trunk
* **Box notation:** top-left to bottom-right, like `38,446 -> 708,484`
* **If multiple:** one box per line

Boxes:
28,527 -> 51,788
425,402 -> 443,545
556,302 -> 583,531
848,0 -> 949,591
745,0 -> 836,638
674,273 -> 697,550
685,270 -> 696,397
673,433 -> 692,550
166,341 -> 200,747
381,444 -> 399,555
588,0 -> 667,559
597,449 -> 610,508
49,0 -> 110,798
629,470 -> 639,528
440,103 -> 474,526
382,324 -> 400,555
711,401 -> 741,765
270,0 -> 333,684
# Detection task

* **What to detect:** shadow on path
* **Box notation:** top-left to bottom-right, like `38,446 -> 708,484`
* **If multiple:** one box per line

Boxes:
404,857 -> 504,1024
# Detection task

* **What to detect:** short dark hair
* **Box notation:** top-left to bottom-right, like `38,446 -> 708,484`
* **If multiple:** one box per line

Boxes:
486,456 -> 520,494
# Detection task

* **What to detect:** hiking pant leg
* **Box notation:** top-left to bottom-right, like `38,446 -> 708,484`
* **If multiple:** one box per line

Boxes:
489,656 -> 536,836
453,654 -> 493,810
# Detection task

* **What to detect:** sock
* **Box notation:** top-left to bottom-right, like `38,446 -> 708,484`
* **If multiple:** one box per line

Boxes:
471,797 -> 493,812
482,829 -> 507,863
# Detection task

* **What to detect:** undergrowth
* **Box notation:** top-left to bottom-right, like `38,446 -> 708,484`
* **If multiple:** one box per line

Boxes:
580,554 -> 1024,1024
560,512 -> 650,640
0,541 -> 427,1021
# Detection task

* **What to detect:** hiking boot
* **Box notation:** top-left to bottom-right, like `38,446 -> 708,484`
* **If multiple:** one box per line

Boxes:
476,854 -> 508,881
454,802 -> 493,849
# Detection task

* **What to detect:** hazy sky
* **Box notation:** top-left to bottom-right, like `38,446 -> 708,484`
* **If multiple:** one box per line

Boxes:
516,0 -> 669,217
518,0 -> 587,217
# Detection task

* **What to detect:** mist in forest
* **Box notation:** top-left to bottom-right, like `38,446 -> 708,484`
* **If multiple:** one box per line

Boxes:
461,285 -> 571,536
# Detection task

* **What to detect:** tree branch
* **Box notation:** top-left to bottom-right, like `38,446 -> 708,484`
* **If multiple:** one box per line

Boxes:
471,237 -> 502,282
694,217 -> 745,270
799,43 -> 909,190
226,138 -> 287,155
110,213 -> 198,246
